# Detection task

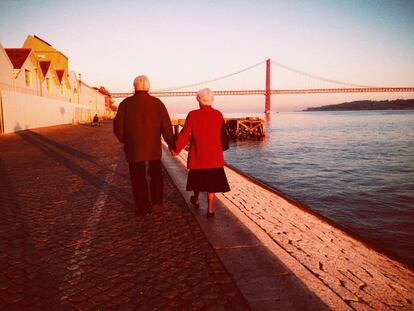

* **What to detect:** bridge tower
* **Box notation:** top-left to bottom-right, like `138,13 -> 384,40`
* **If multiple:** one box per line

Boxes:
265,59 -> 271,113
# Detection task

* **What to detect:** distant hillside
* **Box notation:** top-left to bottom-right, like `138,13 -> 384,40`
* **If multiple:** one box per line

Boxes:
303,99 -> 414,111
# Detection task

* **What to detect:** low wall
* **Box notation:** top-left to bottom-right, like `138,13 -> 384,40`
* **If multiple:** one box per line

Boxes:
0,90 -> 75,134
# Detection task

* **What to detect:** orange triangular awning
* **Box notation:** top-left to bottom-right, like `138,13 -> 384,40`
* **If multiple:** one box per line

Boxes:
4,48 -> 32,69
39,61 -> 51,77
56,69 -> 65,83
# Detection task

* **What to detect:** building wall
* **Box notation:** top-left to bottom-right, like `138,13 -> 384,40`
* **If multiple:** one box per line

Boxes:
79,83 -> 106,120
73,104 -> 92,124
58,78 -> 71,102
40,67 -> 59,98
1,38 -> 113,133
23,35 -> 69,73
0,43 -> 13,92
13,54 -> 42,96
96,91 -> 106,116
23,36 -> 71,102
0,90 -> 74,134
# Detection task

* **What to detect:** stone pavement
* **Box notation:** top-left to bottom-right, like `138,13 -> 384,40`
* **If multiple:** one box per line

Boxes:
168,147 -> 414,310
162,148 -> 329,310
0,122 -> 248,310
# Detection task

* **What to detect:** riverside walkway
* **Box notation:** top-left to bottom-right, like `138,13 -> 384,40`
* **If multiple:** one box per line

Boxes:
1,121 -> 413,310
0,122 -> 248,310
164,148 -> 414,310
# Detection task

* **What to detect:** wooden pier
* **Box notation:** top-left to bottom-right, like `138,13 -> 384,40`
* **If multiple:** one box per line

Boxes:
171,117 -> 266,139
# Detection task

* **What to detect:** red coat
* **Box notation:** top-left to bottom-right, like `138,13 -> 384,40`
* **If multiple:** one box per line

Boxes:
176,106 -> 224,169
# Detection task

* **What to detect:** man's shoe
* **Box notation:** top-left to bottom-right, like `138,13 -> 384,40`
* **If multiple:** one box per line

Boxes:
152,204 -> 163,212
136,208 -> 152,218
136,211 -> 146,218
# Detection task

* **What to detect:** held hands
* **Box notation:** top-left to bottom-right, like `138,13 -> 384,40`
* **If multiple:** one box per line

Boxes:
170,149 -> 178,157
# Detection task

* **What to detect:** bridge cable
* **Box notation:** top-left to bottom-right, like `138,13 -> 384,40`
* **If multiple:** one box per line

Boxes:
153,60 -> 265,92
271,60 -> 375,88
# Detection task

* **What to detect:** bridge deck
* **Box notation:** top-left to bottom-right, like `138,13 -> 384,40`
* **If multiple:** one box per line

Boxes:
111,87 -> 414,98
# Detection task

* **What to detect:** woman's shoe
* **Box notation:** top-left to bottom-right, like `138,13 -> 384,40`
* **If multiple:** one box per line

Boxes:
190,196 -> 200,209
206,212 -> 215,218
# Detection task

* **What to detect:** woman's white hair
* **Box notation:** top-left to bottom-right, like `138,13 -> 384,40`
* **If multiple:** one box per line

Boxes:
134,75 -> 150,91
196,88 -> 214,106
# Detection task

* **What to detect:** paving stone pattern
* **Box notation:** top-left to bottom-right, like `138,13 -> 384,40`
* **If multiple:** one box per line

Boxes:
174,149 -> 414,310
0,122 -> 248,310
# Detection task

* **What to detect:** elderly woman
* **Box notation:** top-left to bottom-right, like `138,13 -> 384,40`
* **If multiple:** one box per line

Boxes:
175,88 -> 230,217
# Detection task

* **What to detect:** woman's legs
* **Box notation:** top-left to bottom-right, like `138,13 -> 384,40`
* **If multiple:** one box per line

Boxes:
192,191 -> 215,215
207,192 -> 215,214
193,191 -> 200,203
190,191 -> 200,208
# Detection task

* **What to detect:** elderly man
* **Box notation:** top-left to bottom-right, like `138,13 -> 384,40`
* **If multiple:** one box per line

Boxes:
114,75 -> 175,216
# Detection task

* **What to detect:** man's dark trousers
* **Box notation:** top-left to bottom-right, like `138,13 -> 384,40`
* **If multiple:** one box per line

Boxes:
128,160 -> 163,214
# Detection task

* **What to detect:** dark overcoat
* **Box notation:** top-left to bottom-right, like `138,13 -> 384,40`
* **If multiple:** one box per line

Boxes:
113,91 -> 175,162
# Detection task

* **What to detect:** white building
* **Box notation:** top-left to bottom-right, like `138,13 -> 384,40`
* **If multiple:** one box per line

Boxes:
0,42 -> 13,92
4,48 -> 42,96
0,36 -> 113,134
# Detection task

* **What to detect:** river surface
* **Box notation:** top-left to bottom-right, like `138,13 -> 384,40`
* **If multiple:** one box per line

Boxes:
222,110 -> 414,269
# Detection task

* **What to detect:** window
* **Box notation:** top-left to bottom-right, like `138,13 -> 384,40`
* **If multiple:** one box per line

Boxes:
25,70 -> 32,87
46,78 -> 51,92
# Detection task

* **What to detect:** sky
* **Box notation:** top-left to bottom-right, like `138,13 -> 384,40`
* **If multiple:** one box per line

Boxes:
1,0 -> 413,113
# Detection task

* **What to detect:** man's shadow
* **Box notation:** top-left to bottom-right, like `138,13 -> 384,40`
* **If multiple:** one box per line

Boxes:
21,129 -> 128,179
17,130 -> 133,209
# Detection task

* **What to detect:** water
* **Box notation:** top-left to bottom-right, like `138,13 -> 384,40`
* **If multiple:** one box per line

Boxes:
223,110 -> 414,269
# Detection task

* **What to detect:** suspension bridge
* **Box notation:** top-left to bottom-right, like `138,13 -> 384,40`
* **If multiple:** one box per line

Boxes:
110,59 -> 414,113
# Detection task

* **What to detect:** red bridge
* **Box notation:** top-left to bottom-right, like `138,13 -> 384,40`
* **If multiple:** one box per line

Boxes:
111,59 -> 414,113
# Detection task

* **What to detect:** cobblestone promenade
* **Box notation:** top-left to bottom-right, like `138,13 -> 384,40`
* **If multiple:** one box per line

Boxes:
0,122 -> 248,310
172,147 -> 414,310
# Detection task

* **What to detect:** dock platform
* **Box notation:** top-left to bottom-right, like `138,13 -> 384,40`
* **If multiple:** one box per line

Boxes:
172,117 -> 266,139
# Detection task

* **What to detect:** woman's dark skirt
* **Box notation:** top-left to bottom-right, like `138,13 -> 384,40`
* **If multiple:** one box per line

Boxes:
186,168 -> 230,193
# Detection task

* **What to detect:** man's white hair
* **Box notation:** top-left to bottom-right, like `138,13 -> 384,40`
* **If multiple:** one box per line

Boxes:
134,75 -> 150,91
196,88 -> 214,106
